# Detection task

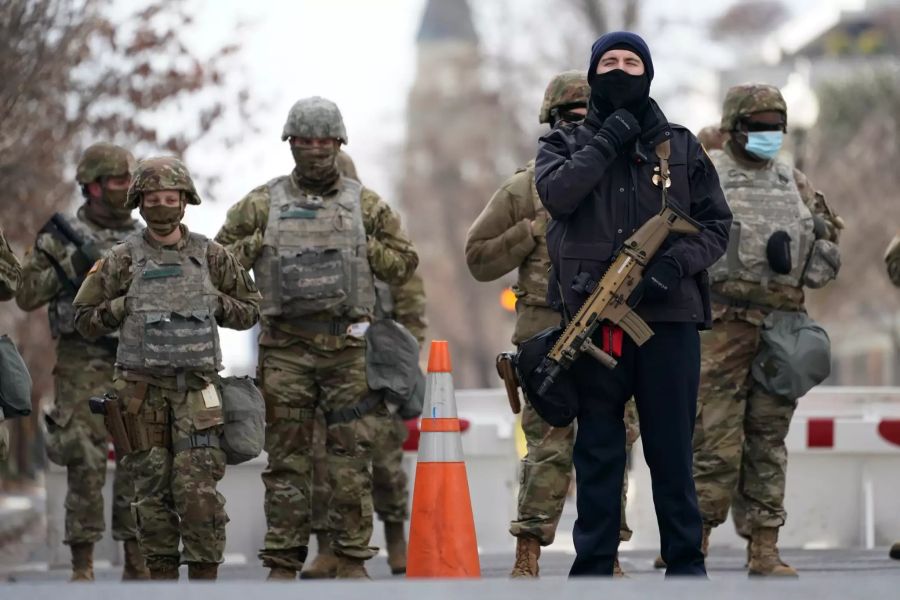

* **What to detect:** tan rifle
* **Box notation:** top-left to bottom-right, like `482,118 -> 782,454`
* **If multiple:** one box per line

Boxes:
537,141 -> 703,395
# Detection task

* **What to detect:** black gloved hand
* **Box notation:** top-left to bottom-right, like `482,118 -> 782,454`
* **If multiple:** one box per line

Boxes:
592,109 -> 641,156
627,256 -> 682,308
766,230 -> 793,274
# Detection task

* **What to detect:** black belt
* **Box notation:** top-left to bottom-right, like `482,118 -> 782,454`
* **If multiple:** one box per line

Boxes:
291,319 -> 355,336
324,393 -> 383,426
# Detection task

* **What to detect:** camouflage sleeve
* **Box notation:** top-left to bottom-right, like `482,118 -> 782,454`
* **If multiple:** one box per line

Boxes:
465,170 -> 536,282
886,233 -> 900,288
337,150 -> 360,182
360,188 -> 419,286
0,228 -> 21,301
389,271 -> 428,344
214,186 -> 270,271
73,245 -> 133,338
794,168 -> 843,243
15,233 -> 68,311
207,241 -> 261,331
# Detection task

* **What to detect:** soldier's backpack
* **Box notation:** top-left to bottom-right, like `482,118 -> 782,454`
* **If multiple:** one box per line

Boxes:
0,335 -> 32,419
365,319 -> 424,419
751,311 -> 831,400
218,376 -> 265,465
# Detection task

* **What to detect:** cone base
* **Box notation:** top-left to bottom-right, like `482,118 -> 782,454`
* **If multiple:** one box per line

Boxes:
406,462 -> 480,578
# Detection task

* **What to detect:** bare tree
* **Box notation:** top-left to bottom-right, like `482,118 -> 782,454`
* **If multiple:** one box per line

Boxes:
0,0 -> 251,481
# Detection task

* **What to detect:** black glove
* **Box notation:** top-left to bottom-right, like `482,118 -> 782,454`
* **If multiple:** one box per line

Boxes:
766,231 -> 793,274
592,109 -> 641,156
627,257 -> 682,308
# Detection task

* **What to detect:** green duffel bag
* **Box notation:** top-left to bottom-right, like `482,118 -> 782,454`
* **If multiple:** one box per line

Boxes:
0,335 -> 32,419
751,311 -> 831,400
218,375 -> 265,465
365,319 -> 424,420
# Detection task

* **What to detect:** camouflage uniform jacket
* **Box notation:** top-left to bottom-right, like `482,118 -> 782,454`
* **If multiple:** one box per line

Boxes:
0,227 -> 20,301
886,233 -> 900,288
16,206 -> 142,337
215,171 -> 419,350
465,161 -> 558,344
711,142 -> 843,324
73,225 -> 260,390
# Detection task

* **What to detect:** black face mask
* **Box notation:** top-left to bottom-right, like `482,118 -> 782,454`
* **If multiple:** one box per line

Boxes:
589,69 -> 650,116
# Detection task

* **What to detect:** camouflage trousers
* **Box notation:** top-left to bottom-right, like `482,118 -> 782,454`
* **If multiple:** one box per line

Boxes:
692,317 -> 797,530
121,382 -> 228,570
311,409 -> 409,532
259,342 -> 380,569
510,397 -> 640,545
44,347 -> 137,545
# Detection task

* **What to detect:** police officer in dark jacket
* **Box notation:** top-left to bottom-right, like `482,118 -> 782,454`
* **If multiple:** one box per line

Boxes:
535,32 -> 731,577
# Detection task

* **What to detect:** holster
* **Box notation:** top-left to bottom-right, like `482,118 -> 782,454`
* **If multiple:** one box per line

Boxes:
496,352 -> 522,415
102,395 -> 133,456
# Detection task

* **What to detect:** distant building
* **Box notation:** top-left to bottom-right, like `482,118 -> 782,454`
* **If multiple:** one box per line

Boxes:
399,0 -> 521,387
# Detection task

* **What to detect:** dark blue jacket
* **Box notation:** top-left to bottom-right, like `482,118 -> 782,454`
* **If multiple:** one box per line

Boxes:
536,105 -> 731,327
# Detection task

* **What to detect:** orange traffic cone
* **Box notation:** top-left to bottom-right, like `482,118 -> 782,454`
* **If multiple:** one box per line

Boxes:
406,341 -> 481,578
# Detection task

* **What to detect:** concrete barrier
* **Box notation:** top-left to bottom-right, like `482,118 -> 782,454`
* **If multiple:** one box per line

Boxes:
42,386 -> 900,566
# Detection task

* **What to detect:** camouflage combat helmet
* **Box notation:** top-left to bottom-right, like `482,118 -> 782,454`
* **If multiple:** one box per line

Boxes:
281,96 -> 348,144
539,70 -> 590,124
75,142 -> 136,185
720,83 -> 788,132
125,156 -> 200,209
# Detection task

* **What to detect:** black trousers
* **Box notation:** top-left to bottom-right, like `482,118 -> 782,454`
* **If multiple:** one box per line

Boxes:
569,322 -> 707,577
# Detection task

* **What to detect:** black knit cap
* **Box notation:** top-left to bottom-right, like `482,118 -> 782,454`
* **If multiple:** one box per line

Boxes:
588,31 -> 654,83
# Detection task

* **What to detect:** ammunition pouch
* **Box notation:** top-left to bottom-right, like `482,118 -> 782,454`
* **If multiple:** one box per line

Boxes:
801,239 -> 840,289
124,408 -> 171,452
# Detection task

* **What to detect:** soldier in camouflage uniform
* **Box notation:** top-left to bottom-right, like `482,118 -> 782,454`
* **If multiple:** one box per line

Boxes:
73,157 -> 260,581
0,226 -> 22,461
692,84 -> 843,577
465,71 -> 640,578
303,153 -> 426,579
16,143 -> 148,581
887,234 -> 900,560
215,97 -> 418,580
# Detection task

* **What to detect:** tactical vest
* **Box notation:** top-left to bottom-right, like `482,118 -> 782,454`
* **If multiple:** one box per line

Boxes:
49,211 -> 141,338
514,162 -> 551,308
116,231 -> 223,375
708,150 -> 814,289
255,176 -> 376,320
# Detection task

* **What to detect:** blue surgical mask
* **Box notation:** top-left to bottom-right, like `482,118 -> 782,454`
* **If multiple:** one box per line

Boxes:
744,131 -> 783,160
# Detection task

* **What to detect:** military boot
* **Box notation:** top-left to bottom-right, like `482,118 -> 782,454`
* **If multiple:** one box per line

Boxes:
510,536 -> 540,578
149,563 -> 180,580
69,542 -> 94,582
613,554 -> 626,578
334,556 -> 370,579
890,542 -> 900,560
701,525 -> 711,557
188,562 -> 219,581
266,567 -> 297,581
121,539 -> 150,581
384,521 -> 407,575
748,527 -> 798,577
300,533 -> 339,579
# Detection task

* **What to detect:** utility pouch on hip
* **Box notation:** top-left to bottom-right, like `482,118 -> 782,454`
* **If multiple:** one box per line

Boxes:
751,311 -> 831,400
801,239 -> 841,289
217,375 -> 265,465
